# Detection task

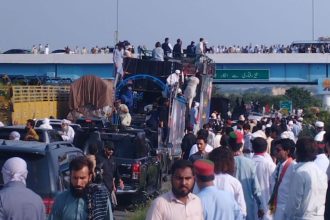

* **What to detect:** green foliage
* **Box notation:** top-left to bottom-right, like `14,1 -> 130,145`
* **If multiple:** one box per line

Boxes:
285,87 -> 321,109
129,203 -> 150,220
214,87 -> 322,112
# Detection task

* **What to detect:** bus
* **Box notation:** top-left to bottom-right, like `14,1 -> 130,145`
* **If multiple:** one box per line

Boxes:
291,40 -> 330,53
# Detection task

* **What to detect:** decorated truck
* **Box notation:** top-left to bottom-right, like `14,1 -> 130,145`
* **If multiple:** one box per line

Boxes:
118,55 -> 215,165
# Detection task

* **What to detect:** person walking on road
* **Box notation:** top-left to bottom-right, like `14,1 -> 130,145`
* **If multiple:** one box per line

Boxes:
269,138 -> 296,220
284,137 -> 327,220
146,159 -> 203,220
228,131 -> 265,220
49,156 -> 113,220
194,159 -> 243,220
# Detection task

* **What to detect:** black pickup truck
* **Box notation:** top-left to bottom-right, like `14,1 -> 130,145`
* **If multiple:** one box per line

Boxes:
74,128 -> 162,197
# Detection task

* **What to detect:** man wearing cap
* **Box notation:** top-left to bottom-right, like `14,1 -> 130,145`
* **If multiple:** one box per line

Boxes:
228,131 -> 265,220
251,137 -> 276,220
0,157 -> 45,219
284,137 -> 327,220
194,159 -> 242,220
59,119 -> 75,143
146,160 -> 203,220
314,122 -> 329,173
166,70 -> 182,96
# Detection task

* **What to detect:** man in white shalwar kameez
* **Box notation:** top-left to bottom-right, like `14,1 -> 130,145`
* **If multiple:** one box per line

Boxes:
314,121 -> 328,173
252,137 -> 276,220
228,131 -> 265,220
269,138 -> 296,220
284,137 -> 327,220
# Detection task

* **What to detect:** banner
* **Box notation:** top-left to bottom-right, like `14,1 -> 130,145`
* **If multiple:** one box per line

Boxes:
168,97 -> 186,157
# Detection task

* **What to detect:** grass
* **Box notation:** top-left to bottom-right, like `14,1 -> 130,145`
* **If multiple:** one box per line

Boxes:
129,177 -> 171,220
128,201 -> 152,220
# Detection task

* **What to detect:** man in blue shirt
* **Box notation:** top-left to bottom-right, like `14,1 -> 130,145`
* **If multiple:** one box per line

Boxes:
194,159 -> 243,220
49,156 -> 113,220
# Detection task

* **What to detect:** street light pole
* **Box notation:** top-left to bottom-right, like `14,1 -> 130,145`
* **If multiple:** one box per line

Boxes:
115,0 -> 119,44
312,0 -> 315,40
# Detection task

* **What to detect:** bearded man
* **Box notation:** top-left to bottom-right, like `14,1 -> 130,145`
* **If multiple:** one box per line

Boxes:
146,159 -> 203,220
49,156 -> 113,220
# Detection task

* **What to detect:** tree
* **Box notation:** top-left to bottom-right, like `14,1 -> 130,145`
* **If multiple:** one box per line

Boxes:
285,87 -> 321,109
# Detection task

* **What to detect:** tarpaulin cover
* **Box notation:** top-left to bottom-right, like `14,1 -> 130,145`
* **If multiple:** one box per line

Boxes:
69,75 -> 113,110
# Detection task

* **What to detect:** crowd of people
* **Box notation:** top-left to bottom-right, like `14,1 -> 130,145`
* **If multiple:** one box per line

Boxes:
1,106 -> 330,219
0,119 -> 122,219
15,38 -> 330,56
146,112 -> 330,220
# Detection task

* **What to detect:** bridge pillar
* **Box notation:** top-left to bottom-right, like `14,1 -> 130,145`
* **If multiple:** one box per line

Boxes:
323,94 -> 330,111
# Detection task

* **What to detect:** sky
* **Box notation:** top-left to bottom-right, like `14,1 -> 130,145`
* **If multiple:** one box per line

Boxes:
1,0 -> 330,51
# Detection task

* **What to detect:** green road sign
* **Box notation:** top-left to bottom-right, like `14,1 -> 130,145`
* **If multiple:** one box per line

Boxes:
215,69 -> 269,80
280,100 -> 292,114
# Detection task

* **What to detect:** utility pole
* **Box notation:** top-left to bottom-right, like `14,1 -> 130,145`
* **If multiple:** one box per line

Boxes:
115,0 -> 119,44
312,0 -> 315,40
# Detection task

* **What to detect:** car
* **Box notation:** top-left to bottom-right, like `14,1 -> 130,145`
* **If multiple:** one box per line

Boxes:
247,112 -> 263,121
102,131 -> 162,197
2,49 -> 31,54
0,140 -> 83,215
51,49 -> 66,54
74,129 -> 162,198
0,126 -> 64,143
51,49 -> 74,54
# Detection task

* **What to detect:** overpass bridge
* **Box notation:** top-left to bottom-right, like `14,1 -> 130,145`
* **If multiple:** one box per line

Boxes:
206,53 -> 330,85
1,53 -> 329,84
1,53 -> 330,107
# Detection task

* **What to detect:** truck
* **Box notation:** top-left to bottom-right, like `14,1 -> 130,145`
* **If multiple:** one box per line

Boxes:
0,85 -> 70,125
118,55 -> 215,170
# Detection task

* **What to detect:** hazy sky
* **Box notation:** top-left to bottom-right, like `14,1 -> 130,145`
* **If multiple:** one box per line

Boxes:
1,0 -> 329,51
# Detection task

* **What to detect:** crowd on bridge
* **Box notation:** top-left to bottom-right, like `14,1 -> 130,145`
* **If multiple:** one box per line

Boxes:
146,109 -> 330,220
6,37 -> 330,55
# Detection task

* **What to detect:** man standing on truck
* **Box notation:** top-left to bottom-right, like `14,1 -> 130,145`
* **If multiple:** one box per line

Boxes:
24,119 -> 39,141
